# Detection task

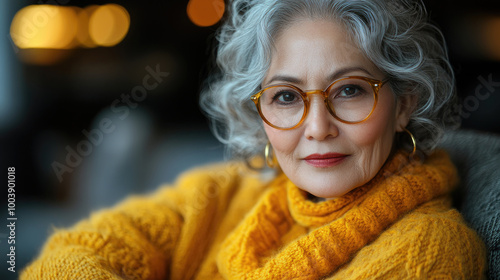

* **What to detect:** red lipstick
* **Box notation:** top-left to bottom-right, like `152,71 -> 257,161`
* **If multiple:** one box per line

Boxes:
303,153 -> 348,168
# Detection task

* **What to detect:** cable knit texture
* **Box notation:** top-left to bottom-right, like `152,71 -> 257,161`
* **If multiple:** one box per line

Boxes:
21,150 -> 486,279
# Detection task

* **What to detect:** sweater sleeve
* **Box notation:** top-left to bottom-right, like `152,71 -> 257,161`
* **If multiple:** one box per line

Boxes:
20,188 -> 184,280
328,197 -> 487,280
20,162 -> 248,280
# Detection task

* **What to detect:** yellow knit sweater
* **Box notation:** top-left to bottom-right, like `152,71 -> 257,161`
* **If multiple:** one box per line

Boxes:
21,150 -> 486,279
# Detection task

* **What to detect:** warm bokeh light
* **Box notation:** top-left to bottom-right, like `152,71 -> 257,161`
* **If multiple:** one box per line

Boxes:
480,17 -> 500,61
10,4 -> 130,51
187,0 -> 225,27
76,5 -> 99,48
10,5 -> 79,49
89,4 -> 130,47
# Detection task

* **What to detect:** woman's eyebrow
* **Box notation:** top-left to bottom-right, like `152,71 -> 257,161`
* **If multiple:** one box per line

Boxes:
265,66 -> 376,86
327,66 -> 375,81
265,75 -> 303,86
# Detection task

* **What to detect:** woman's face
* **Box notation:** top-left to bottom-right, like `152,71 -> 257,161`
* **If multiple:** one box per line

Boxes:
263,19 -> 413,199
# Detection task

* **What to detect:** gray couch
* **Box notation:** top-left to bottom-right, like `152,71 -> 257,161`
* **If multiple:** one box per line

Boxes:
440,129 -> 500,279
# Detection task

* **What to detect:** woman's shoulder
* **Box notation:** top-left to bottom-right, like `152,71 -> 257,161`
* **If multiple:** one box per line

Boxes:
332,197 -> 487,279
173,161 -> 252,184
147,160 -> 271,209
381,197 -> 486,278
400,197 -> 482,237
167,160 -> 268,192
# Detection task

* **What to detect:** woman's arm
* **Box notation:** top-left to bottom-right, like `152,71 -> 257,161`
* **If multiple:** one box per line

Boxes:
20,190 -> 184,280
20,162 -> 248,280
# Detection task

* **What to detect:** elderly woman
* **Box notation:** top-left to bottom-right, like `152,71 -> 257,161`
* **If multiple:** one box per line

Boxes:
22,0 -> 486,279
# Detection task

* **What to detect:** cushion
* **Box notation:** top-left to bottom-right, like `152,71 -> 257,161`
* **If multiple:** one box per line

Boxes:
439,129 -> 500,279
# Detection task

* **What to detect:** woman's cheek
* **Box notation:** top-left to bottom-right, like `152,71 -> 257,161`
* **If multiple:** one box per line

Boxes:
265,126 -> 301,157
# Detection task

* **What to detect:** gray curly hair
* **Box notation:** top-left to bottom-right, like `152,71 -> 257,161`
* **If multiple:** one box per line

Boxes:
200,0 -> 459,161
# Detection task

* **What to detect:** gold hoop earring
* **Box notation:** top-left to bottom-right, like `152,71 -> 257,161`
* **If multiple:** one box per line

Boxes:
403,128 -> 416,157
265,142 -> 278,168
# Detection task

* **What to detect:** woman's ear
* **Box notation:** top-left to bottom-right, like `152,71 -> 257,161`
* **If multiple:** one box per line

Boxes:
395,94 -> 417,132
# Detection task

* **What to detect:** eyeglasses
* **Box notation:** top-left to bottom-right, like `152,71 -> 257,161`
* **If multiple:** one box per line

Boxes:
251,76 -> 388,130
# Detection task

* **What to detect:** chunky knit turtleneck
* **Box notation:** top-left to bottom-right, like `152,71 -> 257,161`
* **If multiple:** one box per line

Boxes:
21,150 -> 486,279
216,151 -> 462,279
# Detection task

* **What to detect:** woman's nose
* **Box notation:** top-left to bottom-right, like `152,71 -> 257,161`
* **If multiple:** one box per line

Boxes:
303,96 -> 339,141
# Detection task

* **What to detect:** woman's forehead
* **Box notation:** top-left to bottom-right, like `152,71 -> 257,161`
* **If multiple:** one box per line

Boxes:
264,20 -> 381,86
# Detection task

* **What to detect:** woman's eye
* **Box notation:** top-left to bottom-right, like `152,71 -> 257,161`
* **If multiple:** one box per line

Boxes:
340,86 -> 360,97
279,93 -> 297,102
273,91 -> 299,103
332,84 -> 370,99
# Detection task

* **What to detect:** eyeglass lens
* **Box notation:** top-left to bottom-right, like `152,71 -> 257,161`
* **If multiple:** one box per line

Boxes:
258,78 -> 376,129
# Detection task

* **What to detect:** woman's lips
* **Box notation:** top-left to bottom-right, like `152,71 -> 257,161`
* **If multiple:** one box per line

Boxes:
303,153 -> 348,168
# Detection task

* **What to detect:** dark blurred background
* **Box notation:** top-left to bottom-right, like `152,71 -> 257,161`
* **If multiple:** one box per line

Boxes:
0,0 -> 499,278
